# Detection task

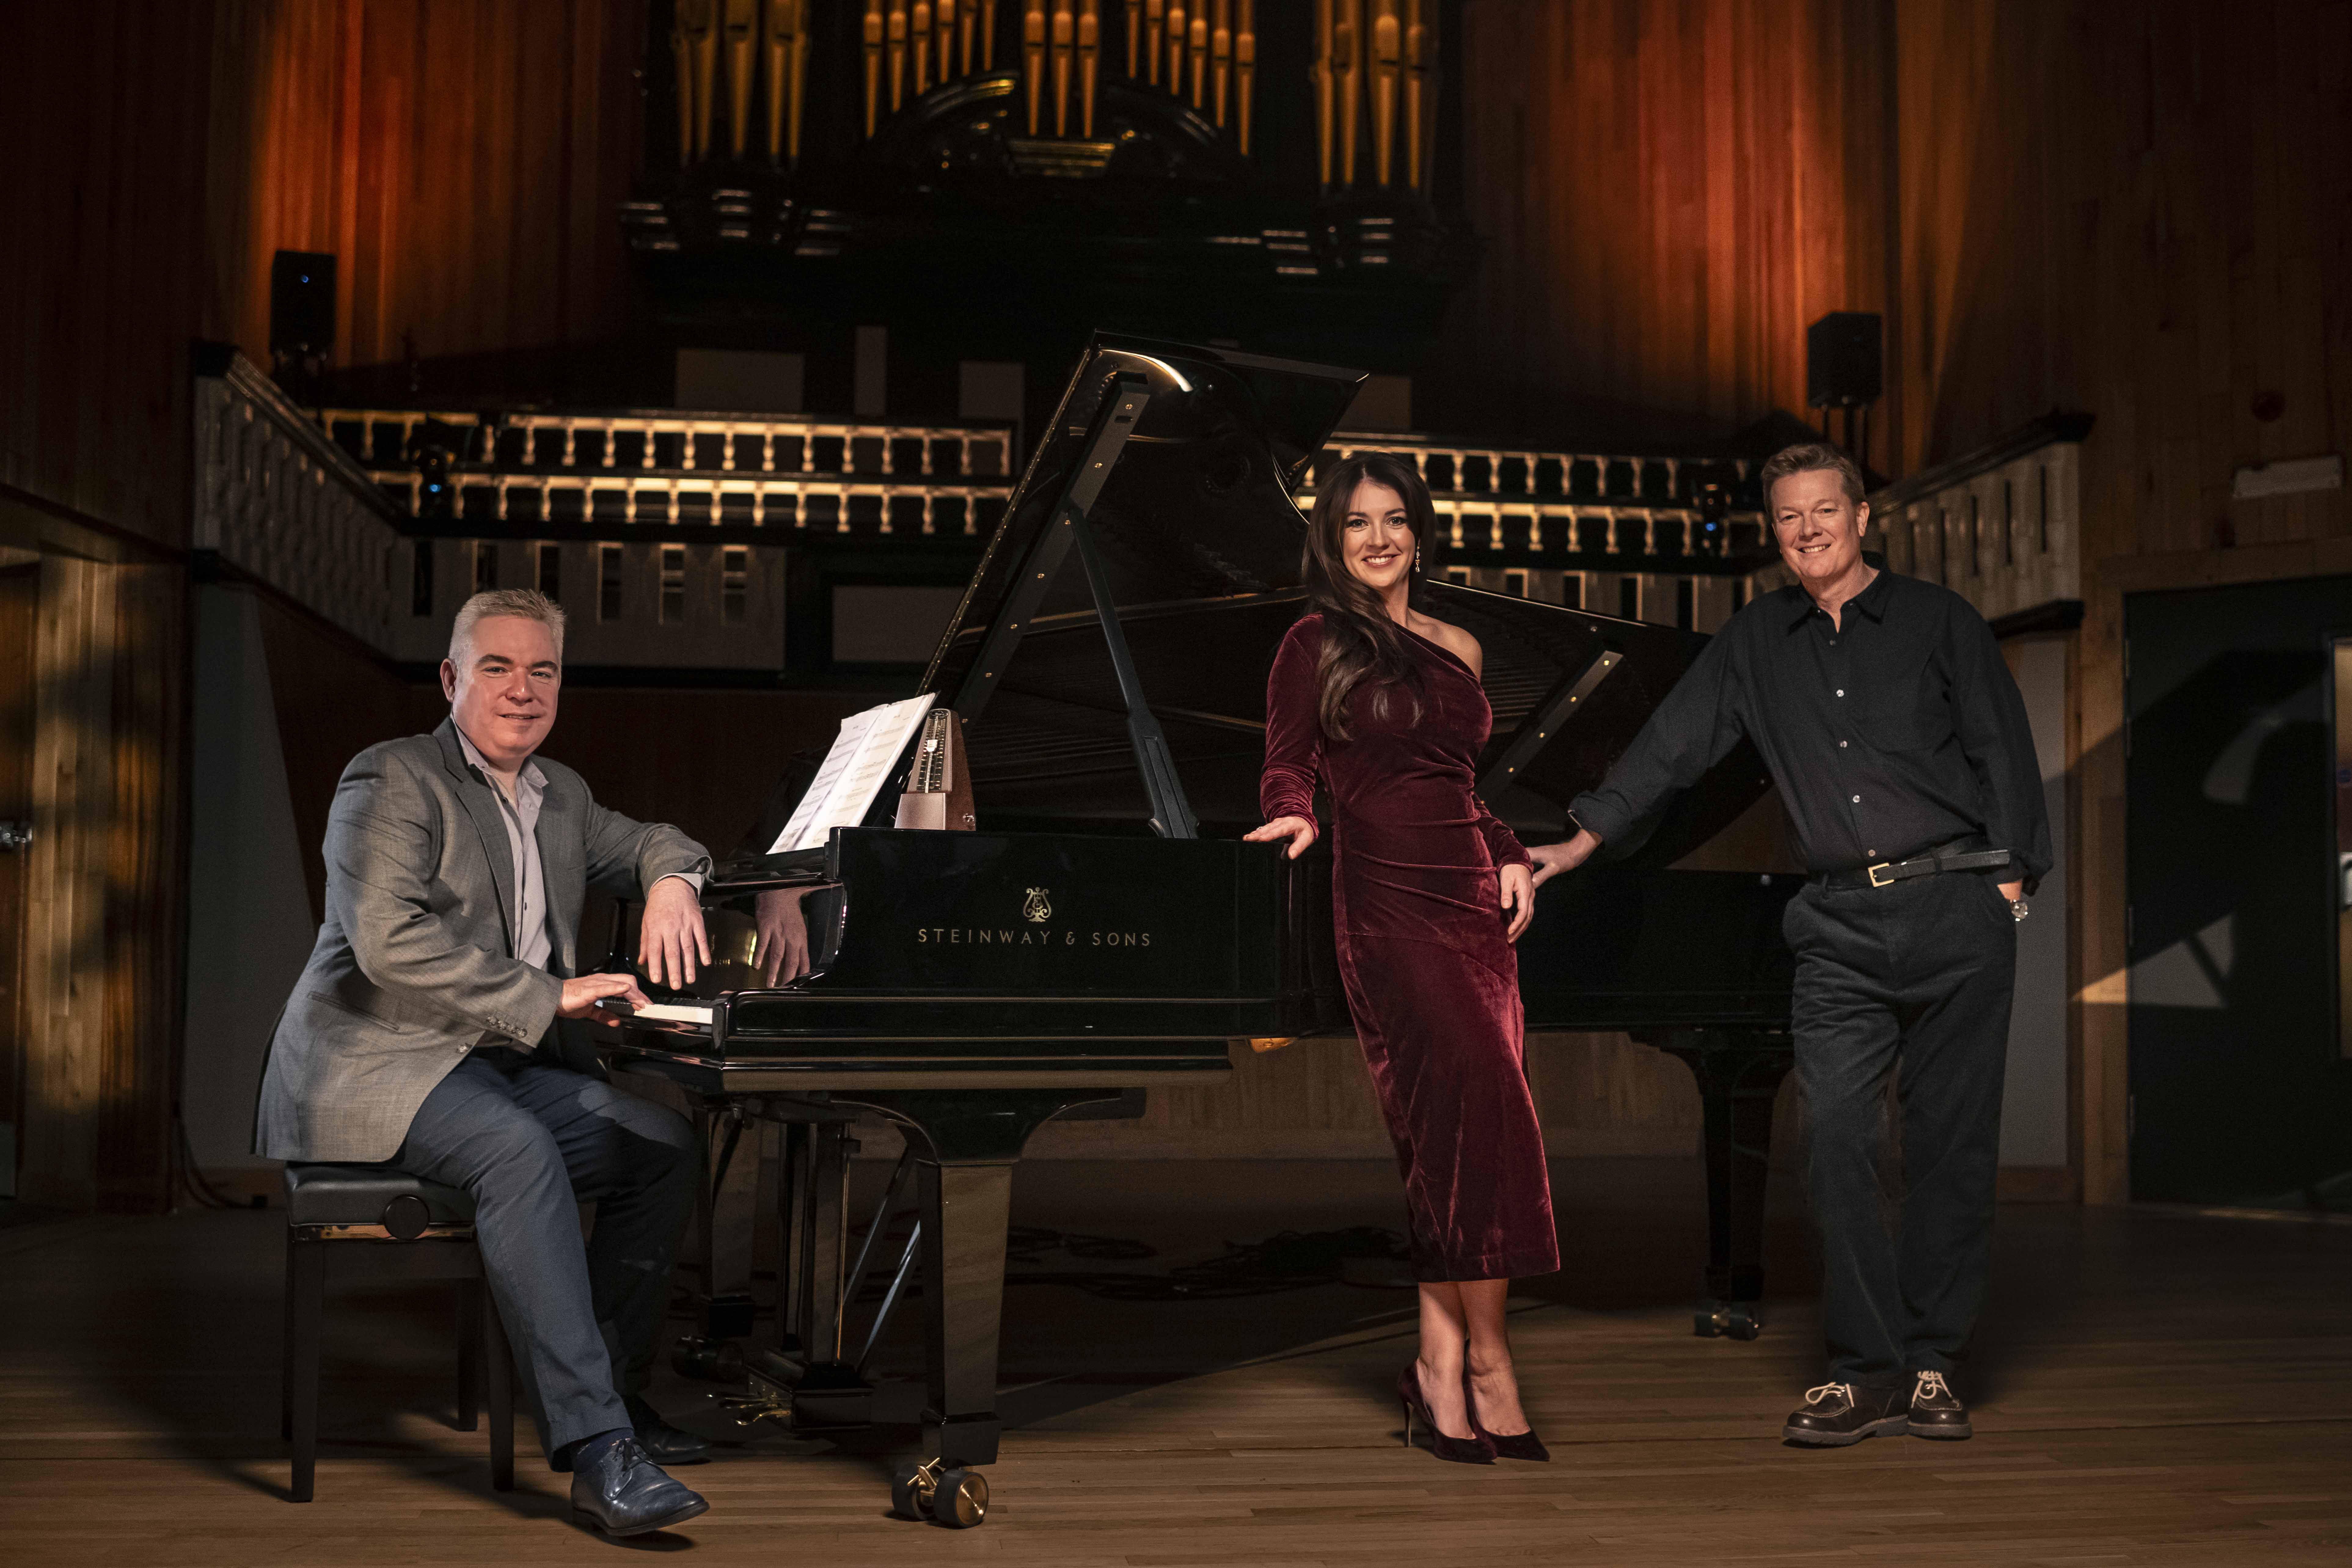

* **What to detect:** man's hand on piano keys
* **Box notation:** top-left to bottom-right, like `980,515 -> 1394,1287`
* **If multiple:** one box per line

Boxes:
1244,815 -> 1319,859
754,887 -> 813,985
639,875 -> 713,989
560,972 -> 649,1025
1528,828 -> 1602,890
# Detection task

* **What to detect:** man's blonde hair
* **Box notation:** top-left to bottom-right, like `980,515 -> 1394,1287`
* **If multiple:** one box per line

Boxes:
1758,442 -> 1867,506
449,588 -> 567,663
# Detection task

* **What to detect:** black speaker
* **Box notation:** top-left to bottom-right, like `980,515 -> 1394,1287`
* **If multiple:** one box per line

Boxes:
270,250 -> 337,357
1806,311 -> 1881,409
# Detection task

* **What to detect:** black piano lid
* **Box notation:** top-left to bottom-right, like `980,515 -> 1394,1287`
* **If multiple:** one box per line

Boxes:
921,333 -> 1775,869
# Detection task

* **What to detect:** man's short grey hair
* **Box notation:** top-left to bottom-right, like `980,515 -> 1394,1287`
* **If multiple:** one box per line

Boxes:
449,588 -> 567,663
1758,442 -> 1867,506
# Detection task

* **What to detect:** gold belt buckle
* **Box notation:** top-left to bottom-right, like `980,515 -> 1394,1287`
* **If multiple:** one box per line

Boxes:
1866,861 -> 1897,888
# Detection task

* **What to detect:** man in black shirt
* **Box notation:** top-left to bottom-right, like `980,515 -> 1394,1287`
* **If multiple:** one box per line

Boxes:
1531,443 -> 2050,1448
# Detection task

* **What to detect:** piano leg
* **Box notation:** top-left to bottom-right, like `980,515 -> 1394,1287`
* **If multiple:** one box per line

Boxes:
1648,1028 -> 1794,1341
673,1100 -> 761,1382
916,1157 -> 1013,1469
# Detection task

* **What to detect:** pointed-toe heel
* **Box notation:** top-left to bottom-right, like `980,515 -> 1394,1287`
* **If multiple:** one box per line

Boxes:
1395,1361 -> 1494,1464
1463,1367 -> 1549,1462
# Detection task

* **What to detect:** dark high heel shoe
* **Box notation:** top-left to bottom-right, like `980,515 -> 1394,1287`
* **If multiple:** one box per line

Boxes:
1463,1365 -> 1550,1462
1396,1361 -> 1494,1464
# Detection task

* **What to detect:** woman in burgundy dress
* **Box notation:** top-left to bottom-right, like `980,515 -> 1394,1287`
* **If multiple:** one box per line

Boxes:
1246,453 -> 1557,1464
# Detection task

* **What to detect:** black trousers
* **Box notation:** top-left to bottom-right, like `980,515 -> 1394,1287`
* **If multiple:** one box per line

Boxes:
1784,870 -> 2017,1391
393,1048 -> 699,1460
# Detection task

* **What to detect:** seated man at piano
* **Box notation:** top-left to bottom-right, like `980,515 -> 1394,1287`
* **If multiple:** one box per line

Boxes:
1532,444 -> 2050,1449
252,589 -> 721,1538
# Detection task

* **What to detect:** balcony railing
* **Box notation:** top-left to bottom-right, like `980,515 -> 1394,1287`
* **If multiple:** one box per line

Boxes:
318,406 -> 1019,538
1307,434 -> 1772,568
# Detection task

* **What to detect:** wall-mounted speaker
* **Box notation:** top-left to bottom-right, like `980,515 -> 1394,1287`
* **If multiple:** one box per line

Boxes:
1806,311 -> 1882,409
270,250 -> 337,357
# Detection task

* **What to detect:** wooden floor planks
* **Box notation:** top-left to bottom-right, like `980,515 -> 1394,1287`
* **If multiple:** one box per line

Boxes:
0,1161 -> 2346,1565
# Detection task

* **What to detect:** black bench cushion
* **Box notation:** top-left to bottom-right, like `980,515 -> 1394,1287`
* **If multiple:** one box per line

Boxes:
283,1163 -> 477,1227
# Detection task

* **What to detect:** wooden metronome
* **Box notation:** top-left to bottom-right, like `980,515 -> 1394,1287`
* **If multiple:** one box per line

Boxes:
894,705 -> 976,831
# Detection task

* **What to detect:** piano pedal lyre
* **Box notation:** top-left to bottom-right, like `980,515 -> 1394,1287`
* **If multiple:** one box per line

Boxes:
894,706 -> 976,832
892,1456 -> 989,1528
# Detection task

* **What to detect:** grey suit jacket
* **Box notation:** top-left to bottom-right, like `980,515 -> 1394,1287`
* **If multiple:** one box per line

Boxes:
253,718 -> 709,1163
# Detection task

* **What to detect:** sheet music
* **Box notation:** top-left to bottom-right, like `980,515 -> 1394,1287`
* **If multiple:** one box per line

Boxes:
767,692 -> 939,854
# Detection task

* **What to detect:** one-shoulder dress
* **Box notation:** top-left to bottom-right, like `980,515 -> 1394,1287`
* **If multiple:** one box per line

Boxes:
1260,614 -> 1559,1281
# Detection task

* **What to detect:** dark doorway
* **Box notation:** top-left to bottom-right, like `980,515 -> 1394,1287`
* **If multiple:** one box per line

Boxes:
2125,574 -> 2352,1207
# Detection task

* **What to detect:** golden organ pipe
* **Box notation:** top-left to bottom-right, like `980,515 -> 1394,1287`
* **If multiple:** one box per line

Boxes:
1165,2 -> 1185,99
1369,0 -> 1397,185
1051,0 -> 1074,136
1311,0 -> 1332,184
863,0 -> 885,134
682,0 -> 719,161
1404,0 -> 1426,188
1145,0 -> 1164,84
1335,0 -> 1362,185
762,0 -> 792,162
983,0 -> 998,68
936,0 -> 957,82
888,0 -> 910,111
1079,0 -> 1100,137
1024,0 -> 1047,132
724,0 -> 756,157
1235,0 -> 1254,153
1210,0 -> 1230,126
912,1 -> 933,93
672,1 -> 696,162
1187,5 -> 1207,108
1125,0 -> 1140,77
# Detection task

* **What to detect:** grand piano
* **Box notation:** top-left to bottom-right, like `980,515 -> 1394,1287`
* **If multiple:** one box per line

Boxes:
608,334 -> 1801,1527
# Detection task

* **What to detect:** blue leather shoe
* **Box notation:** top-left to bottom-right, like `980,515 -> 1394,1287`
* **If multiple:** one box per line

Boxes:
569,1436 -> 708,1537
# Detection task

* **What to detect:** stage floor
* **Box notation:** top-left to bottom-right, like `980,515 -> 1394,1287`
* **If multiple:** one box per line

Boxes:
2,1158 -> 2347,1565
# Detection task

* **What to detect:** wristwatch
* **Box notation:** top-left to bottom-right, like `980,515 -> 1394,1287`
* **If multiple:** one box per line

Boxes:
2009,897 -> 2030,923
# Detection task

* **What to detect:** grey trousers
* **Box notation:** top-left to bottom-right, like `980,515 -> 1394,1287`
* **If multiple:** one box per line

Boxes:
392,1048 -> 698,1459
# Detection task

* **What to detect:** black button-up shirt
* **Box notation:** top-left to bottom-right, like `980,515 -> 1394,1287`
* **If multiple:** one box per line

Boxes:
1571,556 -> 2053,887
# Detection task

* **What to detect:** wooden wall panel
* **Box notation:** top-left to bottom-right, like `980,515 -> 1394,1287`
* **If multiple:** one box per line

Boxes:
18,559 -> 183,1211
1433,0 -> 1897,470
218,0 -> 648,380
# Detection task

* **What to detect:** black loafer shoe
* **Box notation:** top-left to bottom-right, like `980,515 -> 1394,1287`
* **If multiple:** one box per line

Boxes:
624,1394 -> 712,1465
1782,1382 -> 1908,1447
570,1436 -> 709,1537
1906,1371 -> 1972,1439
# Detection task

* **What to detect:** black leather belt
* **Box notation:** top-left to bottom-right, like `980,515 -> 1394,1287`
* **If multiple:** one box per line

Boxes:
1815,846 -> 2011,891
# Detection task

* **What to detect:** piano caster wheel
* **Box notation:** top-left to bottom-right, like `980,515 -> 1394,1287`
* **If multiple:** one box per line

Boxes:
671,1335 -> 747,1383
1694,1302 -> 1762,1341
892,1459 -> 988,1528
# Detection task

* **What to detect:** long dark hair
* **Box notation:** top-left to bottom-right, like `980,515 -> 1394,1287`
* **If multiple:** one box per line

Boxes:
1302,452 -> 1438,740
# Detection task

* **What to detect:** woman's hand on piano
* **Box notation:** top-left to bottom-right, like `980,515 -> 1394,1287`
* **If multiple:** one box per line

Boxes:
559,972 -> 649,1025
639,874 -> 713,989
754,887 -> 812,985
1244,815 -> 1319,859
1527,828 -> 1602,889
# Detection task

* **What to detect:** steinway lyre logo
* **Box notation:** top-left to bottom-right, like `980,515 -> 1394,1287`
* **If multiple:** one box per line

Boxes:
1022,887 -> 1052,923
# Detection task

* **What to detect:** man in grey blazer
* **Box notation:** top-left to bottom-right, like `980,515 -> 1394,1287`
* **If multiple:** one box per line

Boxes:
256,589 -> 717,1537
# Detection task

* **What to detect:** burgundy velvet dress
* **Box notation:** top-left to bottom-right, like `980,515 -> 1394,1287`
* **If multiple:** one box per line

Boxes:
1260,614 -> 1559,1282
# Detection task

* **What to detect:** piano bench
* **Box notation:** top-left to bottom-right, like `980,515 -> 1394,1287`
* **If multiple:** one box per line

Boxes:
279,1163 -> 514,1503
